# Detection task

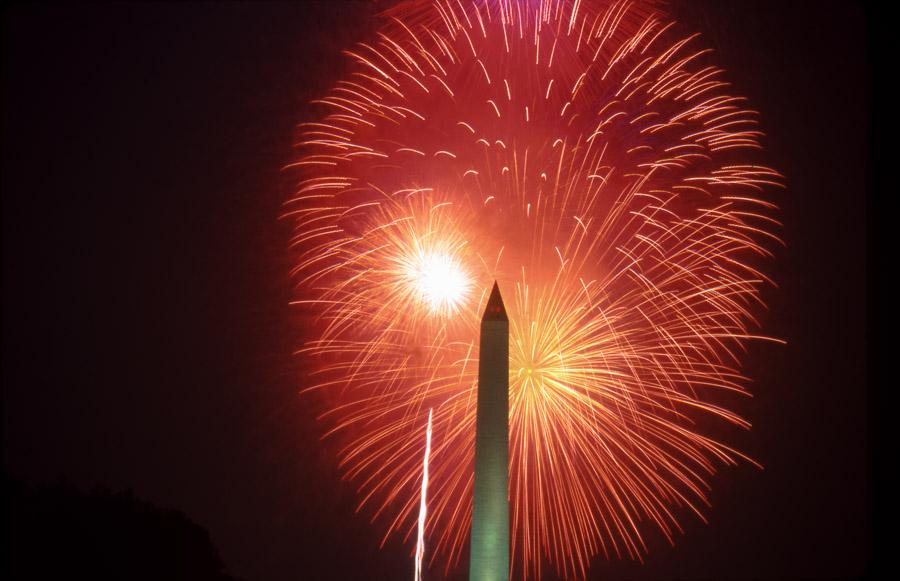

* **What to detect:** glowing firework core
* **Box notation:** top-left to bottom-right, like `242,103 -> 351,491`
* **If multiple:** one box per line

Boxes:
404,250 -> 470,316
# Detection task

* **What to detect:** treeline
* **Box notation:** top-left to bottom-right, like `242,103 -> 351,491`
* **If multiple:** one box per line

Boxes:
3,476 -> 243,580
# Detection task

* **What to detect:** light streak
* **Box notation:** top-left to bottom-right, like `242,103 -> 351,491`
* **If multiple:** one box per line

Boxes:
415,408 -> 434,581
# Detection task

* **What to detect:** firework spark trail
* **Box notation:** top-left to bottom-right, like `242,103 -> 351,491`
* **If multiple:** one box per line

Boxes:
286,0 -> 783,578
415,408 -> 434,581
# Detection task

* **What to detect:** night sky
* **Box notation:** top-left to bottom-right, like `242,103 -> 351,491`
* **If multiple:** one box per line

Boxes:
2,2 -> 867,580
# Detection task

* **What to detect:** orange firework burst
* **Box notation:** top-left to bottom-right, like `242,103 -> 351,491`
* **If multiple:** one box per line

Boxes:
285,0 -> 783,577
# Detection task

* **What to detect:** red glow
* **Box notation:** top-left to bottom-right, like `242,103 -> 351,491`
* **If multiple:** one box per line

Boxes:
285,0 -> 783,577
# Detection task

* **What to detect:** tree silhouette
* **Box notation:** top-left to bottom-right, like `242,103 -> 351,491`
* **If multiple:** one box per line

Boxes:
3,476 -> 243,580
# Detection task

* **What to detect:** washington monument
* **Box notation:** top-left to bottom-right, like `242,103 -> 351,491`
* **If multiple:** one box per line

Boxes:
469,281 -> 509,581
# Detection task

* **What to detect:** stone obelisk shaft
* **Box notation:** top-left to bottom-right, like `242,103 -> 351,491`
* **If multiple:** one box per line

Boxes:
469,282 -> 509,581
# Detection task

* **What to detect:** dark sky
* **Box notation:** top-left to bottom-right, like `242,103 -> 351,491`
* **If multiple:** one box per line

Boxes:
2,2 -> 867,580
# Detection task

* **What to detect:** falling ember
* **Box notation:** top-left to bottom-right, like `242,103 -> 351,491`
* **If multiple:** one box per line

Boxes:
415,408 -> 434,581
286,0 -> 784,578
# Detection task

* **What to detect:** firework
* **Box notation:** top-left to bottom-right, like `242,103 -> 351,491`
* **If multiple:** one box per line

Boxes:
286,0 -> 783,577
415,408 -> 434,581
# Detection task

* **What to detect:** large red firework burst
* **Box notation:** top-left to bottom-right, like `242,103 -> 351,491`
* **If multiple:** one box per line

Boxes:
285,0 -> 783,577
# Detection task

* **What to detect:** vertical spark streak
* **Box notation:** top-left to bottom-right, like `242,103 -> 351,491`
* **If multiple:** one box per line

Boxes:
414,408 -> 434,581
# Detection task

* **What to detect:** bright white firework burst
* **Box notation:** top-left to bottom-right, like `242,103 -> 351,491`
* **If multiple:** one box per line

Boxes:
404,251 -> 471,316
